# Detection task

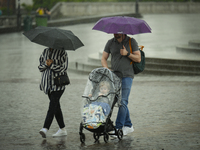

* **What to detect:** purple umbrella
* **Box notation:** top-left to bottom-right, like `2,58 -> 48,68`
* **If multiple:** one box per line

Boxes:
92,16 -> 151,35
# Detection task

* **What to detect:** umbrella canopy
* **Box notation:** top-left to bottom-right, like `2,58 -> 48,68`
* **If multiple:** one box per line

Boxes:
92,16 -> 151,35
23,26 -> 84,50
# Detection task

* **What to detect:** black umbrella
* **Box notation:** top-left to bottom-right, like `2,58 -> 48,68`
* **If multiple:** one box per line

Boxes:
23,26 -> 84,50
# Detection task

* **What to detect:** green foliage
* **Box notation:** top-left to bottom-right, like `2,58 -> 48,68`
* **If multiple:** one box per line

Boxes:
32,0 -> 65,10
1,7 -> 15,15
32,0 -> 200,11
32,0 -> 118,10
22,3 -> 33,15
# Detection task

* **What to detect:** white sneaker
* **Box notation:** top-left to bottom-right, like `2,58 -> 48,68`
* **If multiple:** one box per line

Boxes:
122,126 -> 134,136
110,130 -> 118,138
52,128 -> 67,137
39,128 -> 48,138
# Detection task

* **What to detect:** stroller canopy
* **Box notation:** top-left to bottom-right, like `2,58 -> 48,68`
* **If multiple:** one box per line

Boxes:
82,67 -> 121,105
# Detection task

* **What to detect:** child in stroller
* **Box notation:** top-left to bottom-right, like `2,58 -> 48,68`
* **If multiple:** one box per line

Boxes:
79,67 -> 123,143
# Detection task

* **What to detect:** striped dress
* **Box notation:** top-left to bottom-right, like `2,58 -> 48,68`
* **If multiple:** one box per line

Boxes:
38,48 -> 68,94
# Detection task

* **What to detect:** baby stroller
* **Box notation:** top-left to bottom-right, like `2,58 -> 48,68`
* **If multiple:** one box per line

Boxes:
79,67 -> 123,143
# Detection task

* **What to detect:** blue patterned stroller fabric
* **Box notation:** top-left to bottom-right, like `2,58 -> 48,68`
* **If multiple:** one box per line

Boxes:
92,102 -> 111,116
82,103 -> 108,129
81,67 -> 122,129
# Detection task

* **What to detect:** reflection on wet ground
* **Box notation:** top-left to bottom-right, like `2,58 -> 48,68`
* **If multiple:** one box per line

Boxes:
0,77 -> 200,150
80,136 -> 135,150
0,14 -> 200,150
39,135 -> 135,150
41,137 -> 67,149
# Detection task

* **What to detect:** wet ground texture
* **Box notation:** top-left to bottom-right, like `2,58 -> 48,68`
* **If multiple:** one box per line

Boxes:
0,14 -> 200,150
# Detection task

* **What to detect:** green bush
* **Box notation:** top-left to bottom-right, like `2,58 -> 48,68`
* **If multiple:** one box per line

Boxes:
32,0 -> 200,11
22,3 -> 33,15
1,7 -> 15,15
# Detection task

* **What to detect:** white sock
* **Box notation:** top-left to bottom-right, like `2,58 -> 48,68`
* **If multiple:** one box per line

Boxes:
43,128 -> 48,132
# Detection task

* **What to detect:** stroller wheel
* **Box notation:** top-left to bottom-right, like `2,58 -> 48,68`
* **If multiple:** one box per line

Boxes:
104,132 -> 109,143
93,132 -> 100,141
80,133 -> 85,143
117,129 -> 123,140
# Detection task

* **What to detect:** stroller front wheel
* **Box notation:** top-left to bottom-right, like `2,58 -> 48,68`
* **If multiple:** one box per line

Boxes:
104,132 -> 109,143
93,132 -> 100,141
80,133 -> 85,143
117,129 -> 123,140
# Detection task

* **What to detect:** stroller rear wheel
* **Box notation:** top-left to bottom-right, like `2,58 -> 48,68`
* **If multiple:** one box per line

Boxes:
80,133 -> 85,143
104,132 -> 109,143
117,129 -> 123,140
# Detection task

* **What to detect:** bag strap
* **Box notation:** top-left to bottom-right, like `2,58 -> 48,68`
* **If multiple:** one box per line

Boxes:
129,38 -> 133,65
129,38 -> 132,53
129,38 -> 144,65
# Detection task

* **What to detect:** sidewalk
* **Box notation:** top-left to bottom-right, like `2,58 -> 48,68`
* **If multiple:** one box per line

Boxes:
0,75 -> 200,150
0,13 -> 200,150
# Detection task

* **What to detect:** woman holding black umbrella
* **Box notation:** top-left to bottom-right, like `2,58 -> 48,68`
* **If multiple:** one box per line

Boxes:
23,26 -> 84,138
38,48 -> 68,138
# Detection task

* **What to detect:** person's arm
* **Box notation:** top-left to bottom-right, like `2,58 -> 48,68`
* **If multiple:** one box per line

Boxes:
50,51 -> 68,73
46,10 -> 51,15
101,51 -> 110,69
120,45 -> 141,63
36,8 -> 39,12
38,51 -> 49,72
128,50 -> 141,63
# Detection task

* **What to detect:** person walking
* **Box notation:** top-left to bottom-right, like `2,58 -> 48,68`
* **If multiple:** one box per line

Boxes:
36,7 -> 44,15
101,34 -> 141,136
38,48 -> 68,138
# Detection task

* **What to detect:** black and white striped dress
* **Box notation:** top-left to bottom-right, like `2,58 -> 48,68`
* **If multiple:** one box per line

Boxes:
38,48 -> 68,94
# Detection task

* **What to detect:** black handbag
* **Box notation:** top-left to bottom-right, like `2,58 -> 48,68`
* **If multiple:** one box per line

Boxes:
49,49 -> 70,86
54,72 -> 70,86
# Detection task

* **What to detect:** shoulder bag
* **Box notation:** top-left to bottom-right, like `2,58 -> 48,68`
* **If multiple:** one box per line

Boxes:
129,38 -> 145,74
54,72 -> 70,86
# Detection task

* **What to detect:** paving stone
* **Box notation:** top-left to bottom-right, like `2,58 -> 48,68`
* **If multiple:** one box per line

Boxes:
0,14 -> 200,150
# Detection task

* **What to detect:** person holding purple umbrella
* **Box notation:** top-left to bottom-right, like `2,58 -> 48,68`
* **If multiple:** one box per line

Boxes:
93,16 -> 151,137
101,33 -> 141,137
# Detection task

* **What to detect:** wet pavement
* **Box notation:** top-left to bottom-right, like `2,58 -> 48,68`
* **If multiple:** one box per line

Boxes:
0,14 -> 200,150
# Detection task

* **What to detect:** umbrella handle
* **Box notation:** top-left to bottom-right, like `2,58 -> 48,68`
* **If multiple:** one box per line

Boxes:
49,48 -> 53,59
